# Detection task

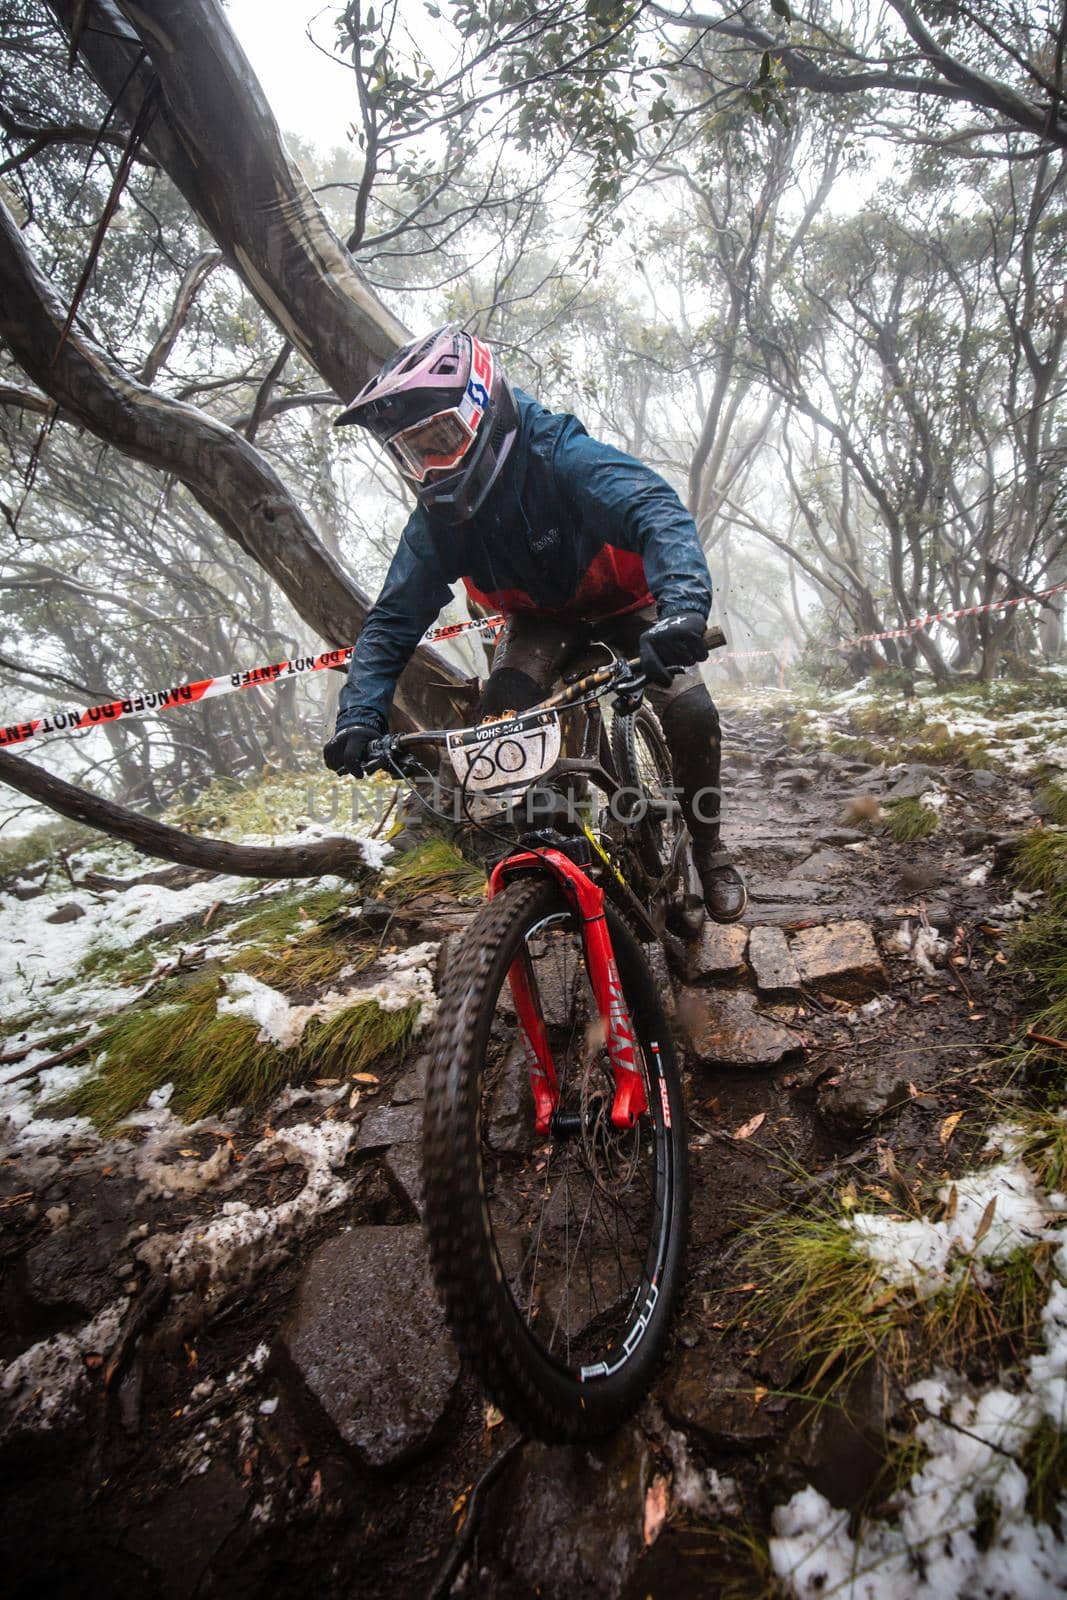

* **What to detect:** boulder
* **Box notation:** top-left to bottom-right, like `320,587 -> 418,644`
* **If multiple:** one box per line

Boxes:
487,1425 -> 650,1599
390,1056 -> 426,1104
814,828 -> 868,846
281,1225 -> 458,1469
747,927 -> 801,995
790,921 -> 888,998
662,1354 -> 779,1448
677,987 -> 804,1067
682,921 -> 749,984
488,1043 -> 537,1154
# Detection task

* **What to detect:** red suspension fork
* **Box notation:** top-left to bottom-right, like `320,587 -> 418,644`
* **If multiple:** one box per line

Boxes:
489,850 -> 648,1134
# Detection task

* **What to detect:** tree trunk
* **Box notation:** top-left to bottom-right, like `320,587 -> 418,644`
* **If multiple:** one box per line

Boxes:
47,0 -> 409,398
0,199 -> 472,734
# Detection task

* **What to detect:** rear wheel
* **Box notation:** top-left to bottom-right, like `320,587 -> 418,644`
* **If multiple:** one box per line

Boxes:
611,704 -> 684,879
422,874 -> 688,1440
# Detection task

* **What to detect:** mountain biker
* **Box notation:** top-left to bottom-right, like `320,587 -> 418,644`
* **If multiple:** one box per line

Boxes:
323,325 -> 747,923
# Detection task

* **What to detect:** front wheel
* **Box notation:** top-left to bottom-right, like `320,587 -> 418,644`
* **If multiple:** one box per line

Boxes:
422,875 -> 688,1441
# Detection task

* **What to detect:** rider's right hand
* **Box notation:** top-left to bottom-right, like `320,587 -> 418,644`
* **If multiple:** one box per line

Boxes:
323,725 -> 378,777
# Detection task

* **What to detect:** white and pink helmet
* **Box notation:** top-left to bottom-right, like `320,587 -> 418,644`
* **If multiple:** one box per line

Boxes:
336,325 -> 518,523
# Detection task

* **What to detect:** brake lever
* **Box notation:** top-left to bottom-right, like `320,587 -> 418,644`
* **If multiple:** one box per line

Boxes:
611,664 -> 647,717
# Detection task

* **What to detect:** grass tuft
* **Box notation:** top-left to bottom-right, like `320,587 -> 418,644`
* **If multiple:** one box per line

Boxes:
1037,782 -> 1067,828
65,974 -> 421,1130
747,1187 -> 1050,1399
1012,827 -> 1067,918
386,836 -> 485,902
1022,1417 -> 1067,1532
884,797 -> 940,843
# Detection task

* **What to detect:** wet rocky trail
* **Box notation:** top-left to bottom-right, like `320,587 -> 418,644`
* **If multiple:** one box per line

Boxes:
0,700 -> 1047,1599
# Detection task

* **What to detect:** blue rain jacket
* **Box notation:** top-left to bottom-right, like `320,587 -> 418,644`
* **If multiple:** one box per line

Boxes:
337,389 -> 712,732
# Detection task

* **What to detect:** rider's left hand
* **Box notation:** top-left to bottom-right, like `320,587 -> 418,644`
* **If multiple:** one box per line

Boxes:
638,612 -> 709,687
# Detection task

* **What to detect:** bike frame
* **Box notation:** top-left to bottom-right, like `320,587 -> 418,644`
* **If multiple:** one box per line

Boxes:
364,623 -> 727,1142
488,847 -> 649,1135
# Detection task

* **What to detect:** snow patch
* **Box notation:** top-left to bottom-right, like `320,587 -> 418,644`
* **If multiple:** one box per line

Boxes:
216,940 -> 438,1049
851,1161 -> 1061,1291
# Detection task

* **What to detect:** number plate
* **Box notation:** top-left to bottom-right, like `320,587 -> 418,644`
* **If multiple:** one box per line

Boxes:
447,711 -> 561,795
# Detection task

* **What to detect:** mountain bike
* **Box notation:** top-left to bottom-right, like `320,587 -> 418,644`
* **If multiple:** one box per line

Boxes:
361,624 -> 727,1440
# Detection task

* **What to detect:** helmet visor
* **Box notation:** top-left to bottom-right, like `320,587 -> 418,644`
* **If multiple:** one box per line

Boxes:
386,406 -> 478,483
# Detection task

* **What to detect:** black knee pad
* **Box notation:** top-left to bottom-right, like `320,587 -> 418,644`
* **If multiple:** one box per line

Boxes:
659,681 -> 721,747
480,666 -> 544,716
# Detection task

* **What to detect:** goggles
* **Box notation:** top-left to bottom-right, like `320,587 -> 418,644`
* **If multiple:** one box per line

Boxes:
386,405 -> 480,484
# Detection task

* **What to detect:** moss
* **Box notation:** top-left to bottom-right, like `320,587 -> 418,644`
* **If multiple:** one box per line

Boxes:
386,837 -> 485,902
884,797 -> 940,842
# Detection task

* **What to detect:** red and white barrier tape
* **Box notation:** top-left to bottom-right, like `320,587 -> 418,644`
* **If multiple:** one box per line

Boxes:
0,615 -> 504,749
4,581 -> 1063,748
840,580 -> 1067,647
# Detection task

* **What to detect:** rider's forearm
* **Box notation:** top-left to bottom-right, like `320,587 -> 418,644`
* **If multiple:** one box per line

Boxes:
336,521 -> 453,733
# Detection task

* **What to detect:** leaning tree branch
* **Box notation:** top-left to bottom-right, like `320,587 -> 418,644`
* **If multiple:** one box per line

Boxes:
140,247 -> 223,384
47,0 -> 410,397
0,197 -> 470,734
0,743 -> 374,879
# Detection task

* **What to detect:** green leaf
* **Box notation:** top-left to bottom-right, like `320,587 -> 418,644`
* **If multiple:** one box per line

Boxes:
770,0 -> 793,19
759,49 -> 772,81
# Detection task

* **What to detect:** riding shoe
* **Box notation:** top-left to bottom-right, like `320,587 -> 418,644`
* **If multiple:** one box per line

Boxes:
693,844 -> 748,924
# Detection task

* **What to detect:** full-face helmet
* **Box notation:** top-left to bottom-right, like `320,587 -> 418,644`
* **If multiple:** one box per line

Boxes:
336,325 -> 518,524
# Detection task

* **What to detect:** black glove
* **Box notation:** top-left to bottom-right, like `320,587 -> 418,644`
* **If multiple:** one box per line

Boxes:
323,724 -> 378,777
638,613 -> 709,687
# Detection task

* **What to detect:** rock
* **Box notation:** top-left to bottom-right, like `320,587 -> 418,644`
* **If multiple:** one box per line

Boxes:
968,768 -> 1000,793
43,900 -> 86,924
281,1226 -> 458,1469
775,1364 -> 890,1513
790,921 -> 888,998
750,878 -> 831,903
884,763 -> 939,801
662,1354 -> 779,1448
816,1060 -> 912,1133
677,987 -> 804,1067
488,1043 -> 537,1154
390,1056 -> 427,1104
792,848 -> 848,882
353,1103 -> 422,1154
960,826 -> 999,854
778,768 -> 818,791
383,1143 -> 424,1217
748,927 -> 801,994
24,1193 -> 135,1316
814,828 -> 868,846
682,921 -> 749,984
488,1425 -> 650,1599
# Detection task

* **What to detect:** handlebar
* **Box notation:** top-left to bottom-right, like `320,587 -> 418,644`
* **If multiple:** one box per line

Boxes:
363,622 -> 728,775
